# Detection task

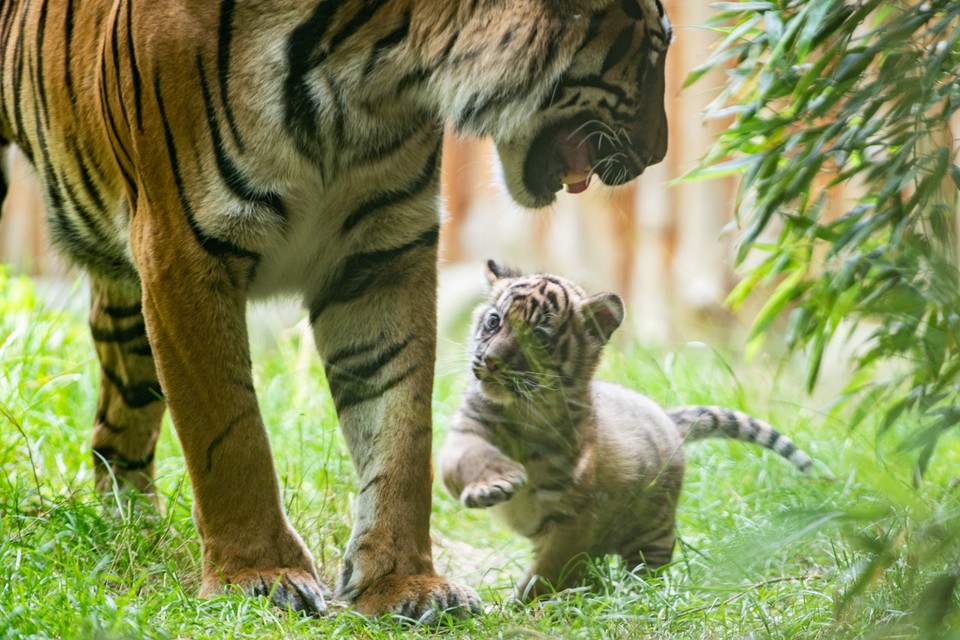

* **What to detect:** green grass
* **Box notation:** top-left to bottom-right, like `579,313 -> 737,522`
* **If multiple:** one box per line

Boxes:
2,269 -> 958,639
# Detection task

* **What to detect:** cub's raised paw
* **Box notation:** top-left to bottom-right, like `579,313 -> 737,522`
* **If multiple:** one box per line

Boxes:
204,567 -> 329,615
461,469 -> 527,508
353,574 -> 482,624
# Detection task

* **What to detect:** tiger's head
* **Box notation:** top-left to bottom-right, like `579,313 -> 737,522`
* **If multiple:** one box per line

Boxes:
439,0 -> 672,208
468,260 -> 624,406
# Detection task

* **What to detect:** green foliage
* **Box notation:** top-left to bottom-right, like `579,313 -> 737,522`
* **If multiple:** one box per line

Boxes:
686,1 -> 960,634
689,0 -> 960,475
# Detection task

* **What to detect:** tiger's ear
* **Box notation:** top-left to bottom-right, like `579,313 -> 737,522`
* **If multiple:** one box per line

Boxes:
583,292 -> 625,343
484,259 -> 522,286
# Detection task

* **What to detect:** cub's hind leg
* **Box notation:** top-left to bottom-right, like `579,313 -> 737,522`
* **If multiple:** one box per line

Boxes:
520,512 -> 597,601
89,276 -> 166,503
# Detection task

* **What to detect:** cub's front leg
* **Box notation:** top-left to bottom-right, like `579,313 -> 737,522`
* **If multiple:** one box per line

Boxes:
310,231 -> 480,621
439,414 -> 527,508
130,194 -> 325,613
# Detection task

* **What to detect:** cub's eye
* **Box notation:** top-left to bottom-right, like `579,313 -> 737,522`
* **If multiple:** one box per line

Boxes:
533,326 -> 553,346
483,312 -> 501,332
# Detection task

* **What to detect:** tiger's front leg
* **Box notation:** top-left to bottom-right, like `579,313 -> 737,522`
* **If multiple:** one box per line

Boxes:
311,236 -> 481,621
130,197 -> 326,614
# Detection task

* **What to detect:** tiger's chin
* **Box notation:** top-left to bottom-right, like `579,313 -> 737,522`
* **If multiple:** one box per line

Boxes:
494,117 -> 648,209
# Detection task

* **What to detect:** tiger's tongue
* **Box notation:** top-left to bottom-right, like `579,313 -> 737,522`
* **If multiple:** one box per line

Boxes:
558,132 -> 592,194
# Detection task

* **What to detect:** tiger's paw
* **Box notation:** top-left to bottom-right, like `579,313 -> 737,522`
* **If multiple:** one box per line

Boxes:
202,568 -> 330,615
461,467 -> 527,508
353,574 -> 482,623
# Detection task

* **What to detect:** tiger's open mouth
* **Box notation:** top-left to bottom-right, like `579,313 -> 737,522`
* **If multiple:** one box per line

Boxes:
522,118 -> 644,205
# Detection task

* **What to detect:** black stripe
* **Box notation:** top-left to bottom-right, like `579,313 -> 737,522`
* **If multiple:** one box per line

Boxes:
340,140 -> 441,234
320,1 -> 388,68
33,0 -> 51,128
101,302 -> 142,318
205,409 -> 257,472
326,336 -> 383,368
359,473 -> 383,494
109,1 -> 133,133
98,46 -> 136,191
308,225 -> 439,324
93,446 -> 154,471
46,203 -> 133,279
777,440 -> 797,460
154,75 -> 260,261
54,0 -> 72,100
11,8 -> 31,152
283,2 -> 338,161
623,0 -> 644,20
330,364 -> 415,412
346,118 -> 431,169
362,12 -> 410,78
568,74 -> 630,107
124,0 -> 143,130
0,4 -> 13,130
394,66 -> 430,96
325,337 -> 411,387
329,74 -> 347,147
696,407 -> 719,432
217,0 -> 244,151
128,343 -> 153,357
196,55 -> 285,221
89,320 -> 147,343
101,365 -> 163,407
602,25 -> 634,74
73,149 -> 110,214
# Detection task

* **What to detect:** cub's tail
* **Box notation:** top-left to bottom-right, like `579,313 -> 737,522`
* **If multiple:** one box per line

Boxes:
667,405 -> 812,472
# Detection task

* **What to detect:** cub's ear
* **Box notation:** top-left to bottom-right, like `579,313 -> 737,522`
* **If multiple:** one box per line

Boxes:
583,292 -> 625,342
484,259 -> 522,286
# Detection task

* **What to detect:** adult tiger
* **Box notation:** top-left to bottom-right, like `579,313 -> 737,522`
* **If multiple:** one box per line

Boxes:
0,0 -> 671,620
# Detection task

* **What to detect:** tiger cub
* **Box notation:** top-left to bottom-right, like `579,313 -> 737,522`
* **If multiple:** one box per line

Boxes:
439,261 -> 812,599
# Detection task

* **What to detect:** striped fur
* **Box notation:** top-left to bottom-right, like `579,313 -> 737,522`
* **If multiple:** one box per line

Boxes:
439,263 -> 813,598
667,406 -> 813,472
0,0 -> 671,620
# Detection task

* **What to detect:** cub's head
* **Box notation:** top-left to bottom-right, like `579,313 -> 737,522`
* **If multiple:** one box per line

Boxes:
443,0 -> 672,208
468,260 -> 624,405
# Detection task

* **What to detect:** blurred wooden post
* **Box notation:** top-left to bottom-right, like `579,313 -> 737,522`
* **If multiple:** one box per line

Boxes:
1,148 -> 60,275
665,0 -> 735,317
440,131 -> 474,264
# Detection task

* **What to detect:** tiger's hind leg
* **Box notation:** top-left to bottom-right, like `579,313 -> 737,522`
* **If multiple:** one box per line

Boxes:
89,276 -> 166,505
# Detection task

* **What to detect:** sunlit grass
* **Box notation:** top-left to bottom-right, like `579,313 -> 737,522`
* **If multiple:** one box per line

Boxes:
1,269 -> 957,638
